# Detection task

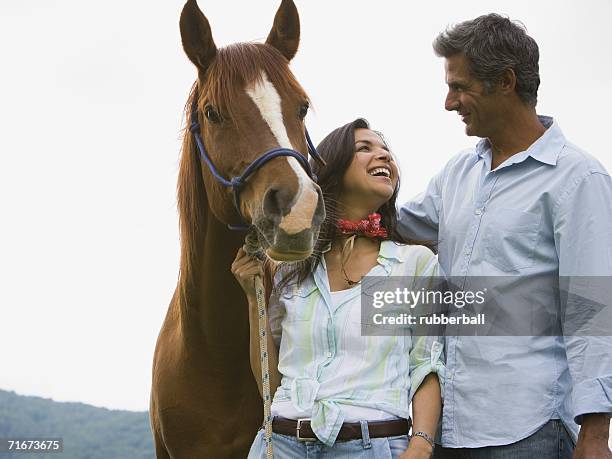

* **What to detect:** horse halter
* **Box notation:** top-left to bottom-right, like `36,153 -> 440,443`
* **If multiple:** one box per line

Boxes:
189,93 -> 326,229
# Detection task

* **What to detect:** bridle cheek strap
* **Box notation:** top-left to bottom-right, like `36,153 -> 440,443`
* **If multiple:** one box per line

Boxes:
189,98 -> 325,230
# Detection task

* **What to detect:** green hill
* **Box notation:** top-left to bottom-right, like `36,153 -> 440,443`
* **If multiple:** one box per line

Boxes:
0,389 -> 154,459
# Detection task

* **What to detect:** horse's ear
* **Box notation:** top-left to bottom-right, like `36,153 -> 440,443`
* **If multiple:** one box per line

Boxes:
180,0 -> 217,73
266,0 -> 300,62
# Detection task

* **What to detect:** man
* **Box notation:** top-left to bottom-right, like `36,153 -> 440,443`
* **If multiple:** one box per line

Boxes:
399,14 -> 612,459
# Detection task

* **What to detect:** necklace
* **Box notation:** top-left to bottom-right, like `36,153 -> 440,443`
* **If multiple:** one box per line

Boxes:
339,234 -> 360,286
335,213 -> 388,287
341,252 -> 360,286
337,234 -> 372,287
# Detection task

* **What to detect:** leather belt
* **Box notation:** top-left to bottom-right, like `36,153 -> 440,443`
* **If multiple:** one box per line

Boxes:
272,416 -> 412,442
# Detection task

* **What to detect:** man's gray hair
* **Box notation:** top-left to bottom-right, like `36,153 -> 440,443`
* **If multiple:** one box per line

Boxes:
433,13 -> 540,107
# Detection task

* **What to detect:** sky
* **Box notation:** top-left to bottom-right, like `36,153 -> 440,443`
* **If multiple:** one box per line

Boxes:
1,1 -> 611,412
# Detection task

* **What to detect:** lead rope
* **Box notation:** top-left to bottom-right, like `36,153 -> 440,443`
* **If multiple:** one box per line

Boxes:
244,230 -> 274,459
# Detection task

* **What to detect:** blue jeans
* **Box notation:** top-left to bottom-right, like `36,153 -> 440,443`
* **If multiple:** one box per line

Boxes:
247,422 -> 409,458
433,420 -> 575,459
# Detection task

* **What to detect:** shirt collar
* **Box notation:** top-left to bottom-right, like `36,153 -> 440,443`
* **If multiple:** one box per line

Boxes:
318,239 -> 404,270
475,115 -> 565,167
378,240 -> 405,263
310,240 -> 404,304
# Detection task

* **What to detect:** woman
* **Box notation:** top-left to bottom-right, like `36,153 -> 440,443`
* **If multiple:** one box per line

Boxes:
232,119 -> 444,458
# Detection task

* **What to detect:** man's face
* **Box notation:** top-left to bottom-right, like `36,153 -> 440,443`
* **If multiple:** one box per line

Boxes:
444,53 -> 501,138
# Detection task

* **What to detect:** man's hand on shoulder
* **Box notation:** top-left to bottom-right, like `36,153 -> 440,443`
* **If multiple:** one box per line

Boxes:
574,414 -> 612,459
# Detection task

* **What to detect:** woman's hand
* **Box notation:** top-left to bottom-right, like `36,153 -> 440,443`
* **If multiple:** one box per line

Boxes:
231,247 -> 264,299
398,439 -> 433,459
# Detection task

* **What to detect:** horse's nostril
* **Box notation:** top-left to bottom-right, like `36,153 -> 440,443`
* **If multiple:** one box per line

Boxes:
263,187 -> 292,219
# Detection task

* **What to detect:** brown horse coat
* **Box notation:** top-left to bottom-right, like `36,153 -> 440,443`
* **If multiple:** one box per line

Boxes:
150,1 -> 323,457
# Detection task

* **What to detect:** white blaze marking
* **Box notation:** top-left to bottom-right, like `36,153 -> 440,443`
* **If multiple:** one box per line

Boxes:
246,72 -> 293,149
246,72 -> 317,235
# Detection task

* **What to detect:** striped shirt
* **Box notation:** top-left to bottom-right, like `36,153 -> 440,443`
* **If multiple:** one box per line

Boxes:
268,241 -> 445,446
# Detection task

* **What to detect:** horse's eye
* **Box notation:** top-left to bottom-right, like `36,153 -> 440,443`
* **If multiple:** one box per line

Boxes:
205,105 -> 222,124
298,102 -> 309,120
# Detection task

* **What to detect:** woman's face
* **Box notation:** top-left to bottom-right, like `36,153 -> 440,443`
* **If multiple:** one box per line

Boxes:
340,128 -> 399,208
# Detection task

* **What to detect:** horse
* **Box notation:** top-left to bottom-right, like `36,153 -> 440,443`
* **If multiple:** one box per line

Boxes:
150,0 -> 325,457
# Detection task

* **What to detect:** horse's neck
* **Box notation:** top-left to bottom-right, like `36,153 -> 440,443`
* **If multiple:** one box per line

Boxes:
180,209 -> 247,342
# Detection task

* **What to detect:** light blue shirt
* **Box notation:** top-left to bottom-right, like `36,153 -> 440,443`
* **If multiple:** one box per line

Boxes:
399,116 -> 612,447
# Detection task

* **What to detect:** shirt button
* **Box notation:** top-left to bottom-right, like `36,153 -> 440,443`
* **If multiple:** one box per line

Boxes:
327,351 -> 332,358
474,208 -> 483,216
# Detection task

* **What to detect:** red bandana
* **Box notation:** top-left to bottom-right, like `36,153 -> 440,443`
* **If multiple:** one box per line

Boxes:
336,213 -> 388,239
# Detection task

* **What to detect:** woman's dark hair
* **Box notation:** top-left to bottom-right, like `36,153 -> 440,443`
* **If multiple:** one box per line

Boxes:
277,118 -> 429,289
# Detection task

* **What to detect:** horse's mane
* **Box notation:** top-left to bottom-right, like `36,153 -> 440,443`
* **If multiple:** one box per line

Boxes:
176,42 -> 308,307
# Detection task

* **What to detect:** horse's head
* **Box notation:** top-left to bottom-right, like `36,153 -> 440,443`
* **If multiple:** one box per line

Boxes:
179,0 -> 324,261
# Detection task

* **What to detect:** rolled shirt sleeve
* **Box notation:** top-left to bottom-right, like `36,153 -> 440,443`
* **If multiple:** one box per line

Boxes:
409,336 -> 445,402
409,248 -> 446,401
553,169 -> 612,423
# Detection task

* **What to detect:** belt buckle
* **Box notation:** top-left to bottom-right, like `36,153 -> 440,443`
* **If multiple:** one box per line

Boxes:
296,418 -> 317,442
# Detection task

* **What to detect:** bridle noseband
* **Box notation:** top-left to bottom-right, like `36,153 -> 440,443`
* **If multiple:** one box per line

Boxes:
189,94 -> 325,230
